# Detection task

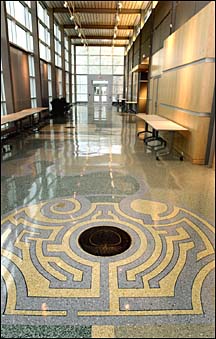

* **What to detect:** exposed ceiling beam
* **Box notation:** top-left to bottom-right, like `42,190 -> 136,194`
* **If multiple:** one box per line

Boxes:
71,43 -> 126,47
53,7 -> 141,14
63,24 -> 134,30
69,35 -> 130,40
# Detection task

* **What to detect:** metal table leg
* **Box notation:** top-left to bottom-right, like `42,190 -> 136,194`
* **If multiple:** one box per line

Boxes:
156,131 -> 184,160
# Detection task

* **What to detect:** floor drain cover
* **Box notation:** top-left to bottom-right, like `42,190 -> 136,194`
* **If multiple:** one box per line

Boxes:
78,226 -> 131,256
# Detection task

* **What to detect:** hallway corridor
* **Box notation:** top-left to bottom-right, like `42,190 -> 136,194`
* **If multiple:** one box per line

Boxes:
1,104 -> 215,338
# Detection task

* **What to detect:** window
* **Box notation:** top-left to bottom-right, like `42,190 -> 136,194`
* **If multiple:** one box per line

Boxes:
1,61 -> 7,116
75,45 -> 125,102
101,56 -> 112,65
101,66 -> 112,74
89,55 -> 100,66
6,1 -> 33,52
76,75 -> 88,102
48,64 -> 52,110
64,36 -> 69,72
28,55 -> 37,107
37,2 -> 51,62
76,65 -> 88,74
66,72 -> 70,103
54,22 -> 62,67
57,69 -> 62,97
71,46 -> 75,103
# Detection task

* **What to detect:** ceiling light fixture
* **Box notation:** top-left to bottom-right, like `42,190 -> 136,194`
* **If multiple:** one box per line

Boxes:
113,1 -> 122,44
66,1 -> 88,47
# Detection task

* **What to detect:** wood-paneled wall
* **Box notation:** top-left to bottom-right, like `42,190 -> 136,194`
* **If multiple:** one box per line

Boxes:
158,62 -> 215,113
154,2 -> 215,164
10,47 -> 31,111
40,61 -> 49,107
163,1 -> 215,71
151,48 -> 164,77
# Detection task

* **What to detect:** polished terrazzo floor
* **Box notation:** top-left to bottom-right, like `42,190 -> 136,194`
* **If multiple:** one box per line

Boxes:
1,104 -> 215,338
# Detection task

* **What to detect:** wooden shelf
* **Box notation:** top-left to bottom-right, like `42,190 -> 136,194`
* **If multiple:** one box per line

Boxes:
131,63 -> 149,73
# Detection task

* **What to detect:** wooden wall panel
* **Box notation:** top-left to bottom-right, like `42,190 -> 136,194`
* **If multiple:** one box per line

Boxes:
163,1 -> 215,70
151,48 -> 164,77
138,82 -> 147,113
10,47 -> 31,111
148,79 -> 153,114
158,105 -> 210,164
40,61 -> 49,107
158,62 -> 215,113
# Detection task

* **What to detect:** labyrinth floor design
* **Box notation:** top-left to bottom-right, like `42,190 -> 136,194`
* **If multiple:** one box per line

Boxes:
1,195 -> 215,325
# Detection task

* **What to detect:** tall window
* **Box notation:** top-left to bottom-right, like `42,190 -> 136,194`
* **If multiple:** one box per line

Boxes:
64,37 -> 69,72
54,22 -> 61,68
76,75 -> 88,102
37,2 -> 50,62
57,69 -> 63,97
75,46 -> 125,102
65,36 -> 70,102
65,73 -> 69,103
6,1 -> 33,52
71,45 -> 75,103
1,61 -> 7,116
48,64 -> 52,110
28,55 -> 37,107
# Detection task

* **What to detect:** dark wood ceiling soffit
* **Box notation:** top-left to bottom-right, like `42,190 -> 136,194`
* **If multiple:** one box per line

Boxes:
53,8 -> 141,14
63,24 -> 134,30
69,35 -> 130,40
71,43 -> 126,47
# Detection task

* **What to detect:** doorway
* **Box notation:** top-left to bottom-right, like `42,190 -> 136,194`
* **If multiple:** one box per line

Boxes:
93,81 -> 108,103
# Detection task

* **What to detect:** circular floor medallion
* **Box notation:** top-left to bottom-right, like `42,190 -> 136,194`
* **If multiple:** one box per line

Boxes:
78,226 -> 131,256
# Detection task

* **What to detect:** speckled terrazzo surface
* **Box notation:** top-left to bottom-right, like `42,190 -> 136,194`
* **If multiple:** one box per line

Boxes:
1,104 -> 215,338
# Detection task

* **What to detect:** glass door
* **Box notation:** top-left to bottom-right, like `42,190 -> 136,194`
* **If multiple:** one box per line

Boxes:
94,84 -> 108,103
92,80 -> 109,104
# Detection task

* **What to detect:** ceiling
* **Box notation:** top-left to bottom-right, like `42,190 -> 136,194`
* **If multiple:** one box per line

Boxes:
43,1 -> 150,47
